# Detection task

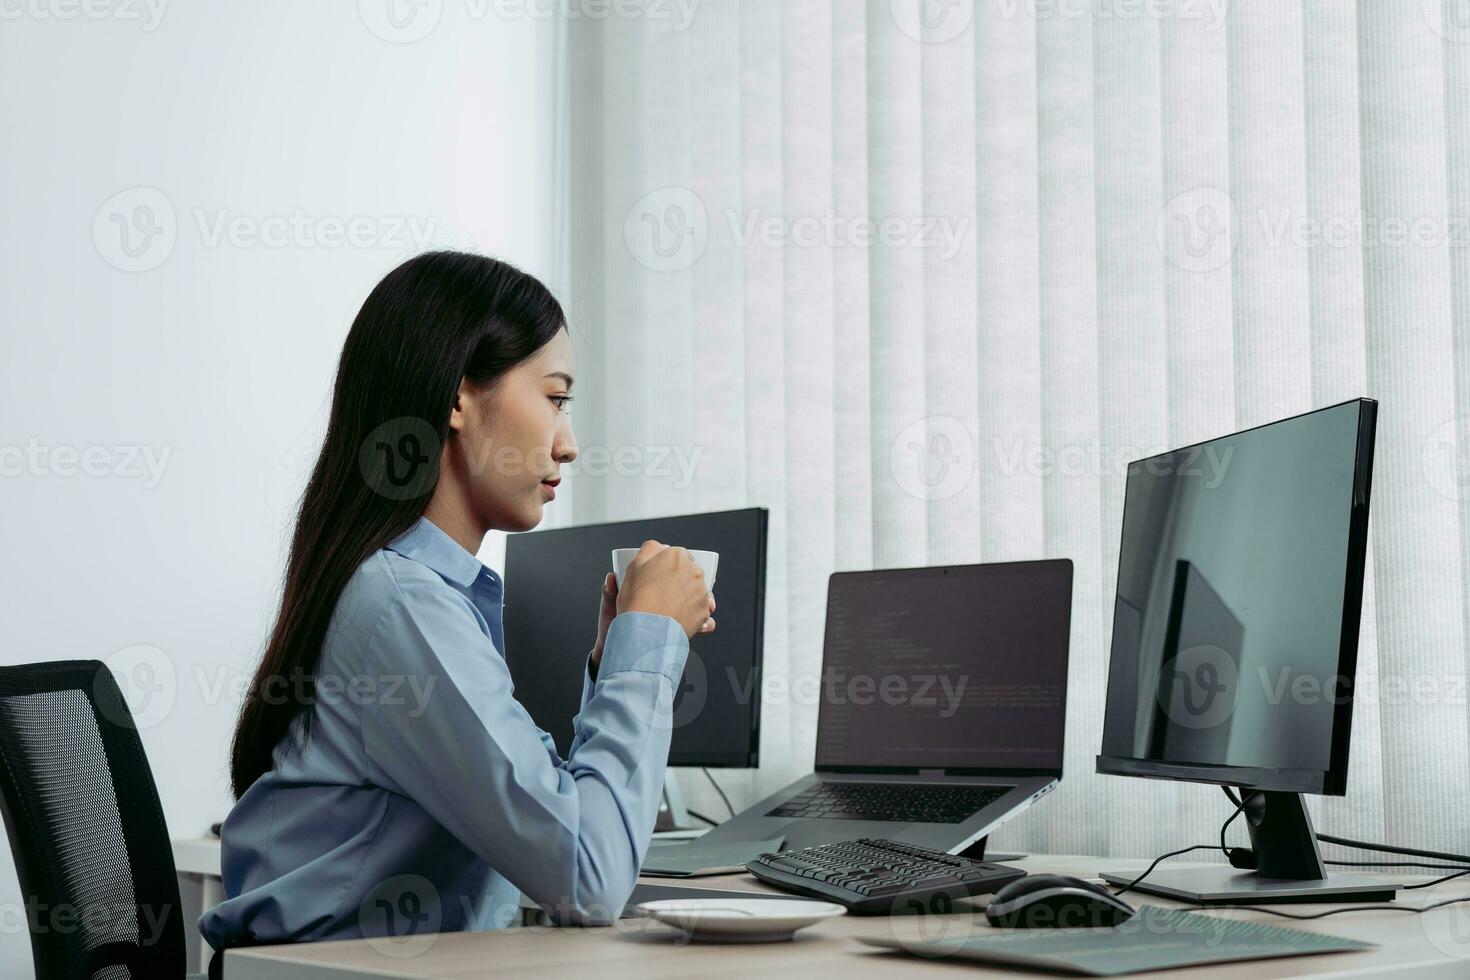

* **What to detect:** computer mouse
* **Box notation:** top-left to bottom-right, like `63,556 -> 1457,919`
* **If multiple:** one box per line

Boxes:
984,874 -> 1136,928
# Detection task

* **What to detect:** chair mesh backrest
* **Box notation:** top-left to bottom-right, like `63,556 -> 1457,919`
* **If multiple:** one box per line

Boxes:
0,660 -> 185,980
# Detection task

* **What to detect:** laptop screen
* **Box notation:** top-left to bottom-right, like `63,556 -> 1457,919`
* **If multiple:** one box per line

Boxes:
814,560 -> 1072,774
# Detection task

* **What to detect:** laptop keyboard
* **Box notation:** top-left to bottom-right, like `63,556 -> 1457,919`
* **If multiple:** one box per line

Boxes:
766,782 -> 1012,824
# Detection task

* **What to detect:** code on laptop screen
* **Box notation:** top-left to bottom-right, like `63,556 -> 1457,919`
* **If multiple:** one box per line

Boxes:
814,560 -> 1071,772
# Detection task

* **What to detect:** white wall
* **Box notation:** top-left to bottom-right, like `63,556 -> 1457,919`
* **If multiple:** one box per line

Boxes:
0,3 -> 557,972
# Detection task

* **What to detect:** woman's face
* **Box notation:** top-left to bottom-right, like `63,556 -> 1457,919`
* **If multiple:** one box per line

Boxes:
451,328 -> 578,533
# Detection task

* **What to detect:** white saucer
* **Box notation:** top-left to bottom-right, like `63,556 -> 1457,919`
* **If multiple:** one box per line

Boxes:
635,897 -> 847,943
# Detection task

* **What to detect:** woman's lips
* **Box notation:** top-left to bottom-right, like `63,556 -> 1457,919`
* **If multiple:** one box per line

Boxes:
541,481 -> 557,501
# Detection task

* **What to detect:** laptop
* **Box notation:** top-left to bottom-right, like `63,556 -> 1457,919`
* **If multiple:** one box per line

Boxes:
696,559 -> 1072,854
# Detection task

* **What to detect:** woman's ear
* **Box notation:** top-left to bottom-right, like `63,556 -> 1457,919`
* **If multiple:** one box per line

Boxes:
446,378 -> 472,434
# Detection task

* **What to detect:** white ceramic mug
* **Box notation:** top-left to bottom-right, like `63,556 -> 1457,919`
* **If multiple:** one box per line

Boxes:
612,547 -> 719,592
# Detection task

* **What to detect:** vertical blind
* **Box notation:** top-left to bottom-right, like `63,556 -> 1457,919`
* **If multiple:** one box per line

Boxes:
552,0 -> 1470,858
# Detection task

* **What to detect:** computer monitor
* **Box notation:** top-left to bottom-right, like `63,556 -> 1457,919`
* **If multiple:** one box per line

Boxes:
502,507 -> 767,771
1096,399 -> 1387,903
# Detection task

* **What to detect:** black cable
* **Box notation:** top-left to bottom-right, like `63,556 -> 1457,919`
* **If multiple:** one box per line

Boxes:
1219,786 -> 1247,864
1219,798 -> 1243,857
1112,792 -> 1250,898
1189,857 -> 1470,917
1318,864 -> 1470,889
685,807 -> 719,827
1325,860 -> 1467,870
1096,786 -> 1470,921
1404,870 -> 1470,890
1220,785 -> 1470,870
1125,786 -> 1470,914
1117,794 -> 1250,896
1197,785 -> 1470,913
703,767 -> 736,818
1225,893 -> 1470,921
1109,845 -> 1220,898
1317,832 -> 1470,866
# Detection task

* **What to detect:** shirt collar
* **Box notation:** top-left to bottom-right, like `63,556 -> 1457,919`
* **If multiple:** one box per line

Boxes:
386,516 -> 498,590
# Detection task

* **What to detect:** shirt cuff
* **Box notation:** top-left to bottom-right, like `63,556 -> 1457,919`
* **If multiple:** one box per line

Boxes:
597,611 -> 689,687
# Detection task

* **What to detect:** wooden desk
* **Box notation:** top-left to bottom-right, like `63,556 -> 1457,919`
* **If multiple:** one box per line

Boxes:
223,854 -> 1470,978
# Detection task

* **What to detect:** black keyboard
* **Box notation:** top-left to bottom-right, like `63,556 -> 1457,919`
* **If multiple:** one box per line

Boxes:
746,838 -> 1026,914
765,782 -> 1011,824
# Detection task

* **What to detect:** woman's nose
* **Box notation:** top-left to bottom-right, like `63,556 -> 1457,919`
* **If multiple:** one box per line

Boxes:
554,421 -> 578,464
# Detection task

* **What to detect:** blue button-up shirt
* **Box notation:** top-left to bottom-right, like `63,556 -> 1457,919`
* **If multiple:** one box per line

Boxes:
199,516 -> 689,948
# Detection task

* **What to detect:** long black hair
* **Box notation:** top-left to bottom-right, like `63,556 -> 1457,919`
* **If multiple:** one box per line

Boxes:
229,251 -> 566,797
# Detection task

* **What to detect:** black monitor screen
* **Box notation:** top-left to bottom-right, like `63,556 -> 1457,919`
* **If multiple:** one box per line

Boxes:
814,560 -> 1072,774
1098,400 -> 1375,795
502,508 -> 766,768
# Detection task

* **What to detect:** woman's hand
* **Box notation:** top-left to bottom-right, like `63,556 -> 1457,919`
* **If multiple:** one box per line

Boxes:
616,540 -> 718,641
590,573 -> 618,669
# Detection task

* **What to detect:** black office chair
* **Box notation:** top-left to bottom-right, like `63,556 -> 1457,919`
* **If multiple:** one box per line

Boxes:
0,659 -> 201,979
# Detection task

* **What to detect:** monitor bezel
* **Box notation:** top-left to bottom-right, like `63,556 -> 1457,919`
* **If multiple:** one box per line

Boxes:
1094,398 -> 1376,797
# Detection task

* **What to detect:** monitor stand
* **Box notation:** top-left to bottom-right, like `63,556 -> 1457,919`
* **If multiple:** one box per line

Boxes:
654,770 -> 697,833
1099,791 -> 1399,904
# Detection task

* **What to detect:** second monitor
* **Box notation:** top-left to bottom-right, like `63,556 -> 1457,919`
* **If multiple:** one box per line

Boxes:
1097,398 -> 1383,903
503,507 -> 768,769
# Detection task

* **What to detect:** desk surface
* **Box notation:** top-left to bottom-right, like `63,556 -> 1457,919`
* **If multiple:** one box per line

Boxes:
222,854 -> 1470,979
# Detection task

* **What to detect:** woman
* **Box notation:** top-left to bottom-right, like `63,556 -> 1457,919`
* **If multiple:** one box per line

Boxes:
200,252 -> 715,966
